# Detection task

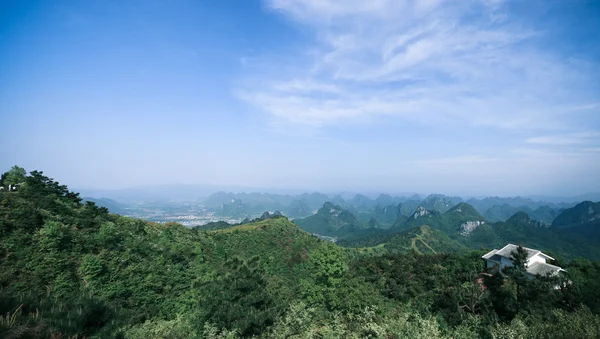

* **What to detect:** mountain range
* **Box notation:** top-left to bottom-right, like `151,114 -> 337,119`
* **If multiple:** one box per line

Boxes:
293,200 -> 600,261
82,187 -> 591,216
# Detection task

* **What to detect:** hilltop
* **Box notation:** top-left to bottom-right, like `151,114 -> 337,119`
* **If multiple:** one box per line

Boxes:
483,204 -> 562,224
393,202 -> 486,235
0,167 -> 336,337
339,225 -> 466,255
293,202 -> 368,236
552,201 -> 600,232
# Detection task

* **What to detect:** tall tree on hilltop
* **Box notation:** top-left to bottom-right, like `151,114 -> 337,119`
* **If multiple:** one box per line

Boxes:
506,245 -> 529,313
2,166 -> 26,186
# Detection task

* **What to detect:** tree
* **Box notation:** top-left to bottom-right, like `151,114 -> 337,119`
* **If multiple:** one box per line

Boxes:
300,244 -> 349,310
457,269 -> 488,315
199,256 -> 282,336
484,269 -> 517,320
505,245 -> 529,313
2,166 -> 26,185
0,172 -> 6,187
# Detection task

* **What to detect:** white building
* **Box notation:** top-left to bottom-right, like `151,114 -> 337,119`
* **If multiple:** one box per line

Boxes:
482,244 -> 564,278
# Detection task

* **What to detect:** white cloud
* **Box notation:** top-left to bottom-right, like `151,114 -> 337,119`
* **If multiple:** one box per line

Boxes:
271,79 -> 341,93
525,132 -> 600,146
238,0 -> 598,131
402,155 -> 500,165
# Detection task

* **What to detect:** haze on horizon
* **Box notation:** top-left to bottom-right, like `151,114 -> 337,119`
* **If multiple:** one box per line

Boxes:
1,0 -> 599,197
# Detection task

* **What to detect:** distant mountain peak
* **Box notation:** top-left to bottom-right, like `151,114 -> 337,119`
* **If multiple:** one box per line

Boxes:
508,211 -> 532,223
445,202 -> 483,218
294,202 -> 365,236
506,211 -> 546,227
552,201 -> 600,228
412,206 -> 430,219
377,193 -> 393,200
421,194 -> 463,213
320,202 -> 343,216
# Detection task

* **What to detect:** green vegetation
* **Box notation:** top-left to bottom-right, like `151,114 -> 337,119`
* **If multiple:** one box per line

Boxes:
552,201 -> 600,237
484,204 -> 561,224
370,203 -> 404,226
339,225 -> 466,255
293,202 -> 368,237
83,197 -> 127,214
465,212 -> 600,261
392,202 -> 485,235
2,167 -> 600,338
421,194 -> 464,213
339,200 -> 600,261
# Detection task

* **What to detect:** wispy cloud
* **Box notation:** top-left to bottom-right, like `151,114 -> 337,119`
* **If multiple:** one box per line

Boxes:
238,0 -> 599,130
402,155 -> 500,165
525,131 -> 600,146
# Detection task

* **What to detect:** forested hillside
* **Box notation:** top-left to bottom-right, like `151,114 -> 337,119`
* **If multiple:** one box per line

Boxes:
2,167 -> 600,338
293,202 -> 367,237
340,225 -> 467,256
552,201 -> 600,237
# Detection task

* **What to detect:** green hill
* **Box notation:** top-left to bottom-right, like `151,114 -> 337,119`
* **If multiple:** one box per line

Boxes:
344,203 -> 600,260
201,216 -> 329,281
532,205 -> 562,224
340,225 -> 466,255
293,202 -> 367,236
383,225 -> 467,254
399,199 -> 423,215
348,194 -> 377,209
484,204 -> 525,222
465,212 -> 600,260
505,211 -> 546,228
443,202 -> 486,235
83,197 -> 127,214
552,201 -> 600,230
393,206 -> 443,230
375,193 -> 400,206
421,194 -> 463,213
370,203 -> 403,226
484,204 -> 561,224
393,203 -> 486,235
0,168 -> 337,337
284,199 -> 312,218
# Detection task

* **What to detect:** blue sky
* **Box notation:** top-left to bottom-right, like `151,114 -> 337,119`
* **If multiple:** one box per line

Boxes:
1,0 -> 599,196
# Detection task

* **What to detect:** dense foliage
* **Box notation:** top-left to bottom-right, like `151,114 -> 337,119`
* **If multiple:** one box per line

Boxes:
293,202 -> 367,237
2,166 -> 600,338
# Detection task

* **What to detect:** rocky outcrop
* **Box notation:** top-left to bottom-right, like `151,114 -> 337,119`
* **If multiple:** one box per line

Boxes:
460,220 -> 485,236
413,206 -> 429,219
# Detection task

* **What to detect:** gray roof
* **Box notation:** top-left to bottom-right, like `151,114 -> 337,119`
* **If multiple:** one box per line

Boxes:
482,249 -> 498,260
526,262 -> 563,276
487,244 -> 554,261
496,244 -> 540,259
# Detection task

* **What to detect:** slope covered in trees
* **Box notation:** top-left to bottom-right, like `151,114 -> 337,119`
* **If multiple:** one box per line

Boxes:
2,166 -> 600,338
464,212 -> 600,261
392,202 -> 486,235
334,199 -> 600,261
293,202 -> 368,236
552,201 -> 600,237
340,225 -> 467,256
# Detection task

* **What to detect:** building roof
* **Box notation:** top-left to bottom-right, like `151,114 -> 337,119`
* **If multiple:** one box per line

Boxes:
482,249 -> 498,260
526,262 -> 564,276
482,244 -> 554,261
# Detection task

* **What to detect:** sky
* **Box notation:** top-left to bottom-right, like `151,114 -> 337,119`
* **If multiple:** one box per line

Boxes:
1,0 -> 599,196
